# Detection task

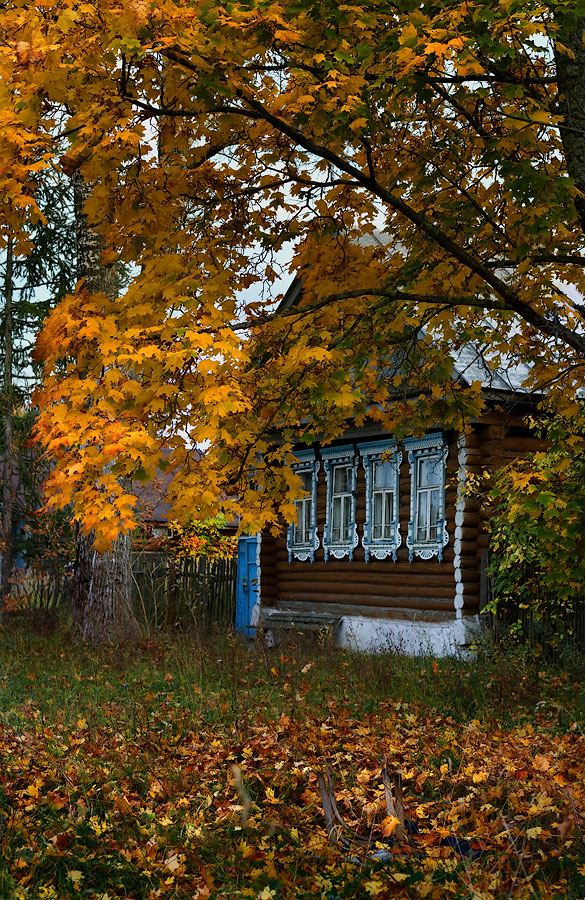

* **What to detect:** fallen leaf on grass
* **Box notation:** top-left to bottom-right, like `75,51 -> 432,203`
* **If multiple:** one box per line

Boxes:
534,754 -> 550,772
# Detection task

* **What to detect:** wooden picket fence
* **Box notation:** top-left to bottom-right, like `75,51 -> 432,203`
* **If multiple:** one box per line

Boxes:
131,551 -> 237,633
4,552 -> 236,635
5,561 -> 72,630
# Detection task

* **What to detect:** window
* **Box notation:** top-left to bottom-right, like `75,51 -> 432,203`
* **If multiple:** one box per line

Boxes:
322,445 -> 358,561
404,434 -> 449,561
360,440 -> 401,562
415,456 -> 442,542
331,464 -> 354,544
286,450 -> 320,562
291,469 -> 313,546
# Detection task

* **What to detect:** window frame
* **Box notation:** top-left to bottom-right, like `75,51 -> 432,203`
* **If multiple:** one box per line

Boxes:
404,434 -> 449,562
286,449 -> 320,563
322,445 -> 358,562
359,440 -> 402,562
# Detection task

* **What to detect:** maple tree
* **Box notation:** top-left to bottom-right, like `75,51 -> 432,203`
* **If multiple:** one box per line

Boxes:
171,516 -> 238,562
2,0 -> 585,542
68,173 -> 139,643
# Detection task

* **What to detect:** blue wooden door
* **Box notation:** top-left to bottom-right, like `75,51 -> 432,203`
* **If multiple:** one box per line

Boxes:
235,536 -> 258,635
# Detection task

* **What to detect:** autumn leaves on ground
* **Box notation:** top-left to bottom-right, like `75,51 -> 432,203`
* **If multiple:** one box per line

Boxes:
1,630 -> 584,900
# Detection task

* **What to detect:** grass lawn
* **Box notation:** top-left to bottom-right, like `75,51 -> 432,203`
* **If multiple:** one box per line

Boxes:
0,624 -> 584,899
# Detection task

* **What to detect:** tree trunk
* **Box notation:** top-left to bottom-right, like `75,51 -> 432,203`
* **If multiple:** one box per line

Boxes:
72,528 -> 139,642
72,173 -> 139,643
1,236 -> 15,607
555,15 -> 585,235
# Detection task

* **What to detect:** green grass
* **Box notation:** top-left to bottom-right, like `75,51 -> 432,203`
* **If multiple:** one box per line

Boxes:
0,623 -> 584,899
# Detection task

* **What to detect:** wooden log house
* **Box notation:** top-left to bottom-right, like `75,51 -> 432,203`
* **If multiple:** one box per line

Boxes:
237,296 -> 542,655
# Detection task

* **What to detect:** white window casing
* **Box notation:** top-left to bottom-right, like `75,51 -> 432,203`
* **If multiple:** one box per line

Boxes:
404,434 -> 449,562
359,440 -> 402,562
322,445 -> 359,562
286,449 -> 320,563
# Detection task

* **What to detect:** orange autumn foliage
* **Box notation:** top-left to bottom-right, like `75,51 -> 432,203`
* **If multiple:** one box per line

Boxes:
0,0 -> 584,545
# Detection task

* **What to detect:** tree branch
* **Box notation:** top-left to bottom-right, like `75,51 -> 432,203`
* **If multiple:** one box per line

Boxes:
152,48 -> 585,356
231,288 -> 511,332
485,255 -> 585,266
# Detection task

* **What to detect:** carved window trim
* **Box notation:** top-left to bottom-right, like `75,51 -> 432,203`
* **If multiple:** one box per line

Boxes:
359,440 -> 402,562
322,445 -> 359,562
404,434 -> 449,562
286,449 -> 320,563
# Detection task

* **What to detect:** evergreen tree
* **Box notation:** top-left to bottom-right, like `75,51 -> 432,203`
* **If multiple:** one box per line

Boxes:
0,173 -> 76,604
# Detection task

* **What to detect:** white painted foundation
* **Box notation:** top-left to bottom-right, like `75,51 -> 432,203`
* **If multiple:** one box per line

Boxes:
336,613 -> 481,656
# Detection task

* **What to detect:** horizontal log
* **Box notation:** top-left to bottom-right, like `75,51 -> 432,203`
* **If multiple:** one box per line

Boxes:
462,572 -> 481,587
259,563 -> 278,575
484,423 -> 507,438
457,561 -> 482,574
459,503 -> 482,518
463,599 -> 480,611
482,447 -> 504,469
457,572 -> 481,587
479,457 -> 503,469
261,580 -> 278,591
278,588 -> 457,604
278,572 -> 456,590
502,436 -> 546,453
456,540 -> 480,556
465,433 -> 482,450
260,548 -> 279,559
277,591 -> 456,610
455,534 -> 481,549
260,548 -> 278,560
456,585 -> 481,598
463,579 -> 481,592
259,549 -> 277,561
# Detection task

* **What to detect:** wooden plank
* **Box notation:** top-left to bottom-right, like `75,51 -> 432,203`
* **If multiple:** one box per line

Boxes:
258,608 -> 341,631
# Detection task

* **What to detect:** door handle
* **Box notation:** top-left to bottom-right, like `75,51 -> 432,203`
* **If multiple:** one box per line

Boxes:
242,578 -> 248,589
